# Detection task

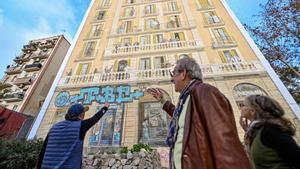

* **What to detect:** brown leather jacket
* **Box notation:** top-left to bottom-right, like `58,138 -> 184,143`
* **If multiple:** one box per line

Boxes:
163,81 -> 252,169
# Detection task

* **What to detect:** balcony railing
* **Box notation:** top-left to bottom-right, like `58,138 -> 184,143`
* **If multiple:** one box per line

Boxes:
14,55 -> 30,63
113,21 -> 195,36
58,62 -> 265,87
14,77 -> 33,86
1,91 -> 24,102
22,44 -> 37,52
5,66 -> 22,75
24,63 -> 42,72
212,36 -> 237,48
31,52 -> 49,59
0,81 -> 12,89
39,40 -> 55,49
105,40 -> 203,57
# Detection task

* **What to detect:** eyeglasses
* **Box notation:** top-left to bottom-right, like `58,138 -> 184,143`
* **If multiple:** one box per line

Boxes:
169,69 -> 181,78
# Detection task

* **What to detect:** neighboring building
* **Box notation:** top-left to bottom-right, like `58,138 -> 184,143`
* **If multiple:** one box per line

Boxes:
0,35 -> 70,137
29,0 -> 300,154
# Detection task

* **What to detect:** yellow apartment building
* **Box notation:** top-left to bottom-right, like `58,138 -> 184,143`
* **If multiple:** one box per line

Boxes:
28,0 -> 300,153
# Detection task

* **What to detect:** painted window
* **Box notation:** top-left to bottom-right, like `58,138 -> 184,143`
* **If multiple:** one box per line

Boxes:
97,11 -> 106,20
90,24 -> 103,37
153,34 -> 163,44
101,0 -> 110,7
198,0 -> 212,8
168,15 -> 181,28
140,102 -> 169,145
172,32 -> 185,41
167,2 -> 178,11
144,18 -> 160,30
154,56 -> 165,69
89,104 -> 124,146
139,58 -> 151,70
212,28 -> 230,42
144,4 -> 156,15
140,35 -> 151,45
76,63 -> 91,75
83,41 -> 96,57
204,11 -> 220,24
117,60 -> 128,72
218,49 -> 241,63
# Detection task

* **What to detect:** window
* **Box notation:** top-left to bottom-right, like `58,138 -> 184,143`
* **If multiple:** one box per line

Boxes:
204,11 -> 220,24
97,11 -> 106,20
145,18 -> 160,30
124,0 -> 135,5
117,60 -> 128,72
89,104 -> 124,146
218,50 -> 241,63
153,34 -> 164,44
144,4 -> 156,15
139,58 -> 151,70
121,37 -> 132,46
212,28 -> 230,42
83,41 -> 96,57
140,35 -> 151,45
91,24 -> 103,37
167,2 -> 178,11
168,15 -> 181,28
102,0 -> 110,7
76,63 -> 91,75
140,102 -> 170,145
154,56 -> 165,69
172,32 -> 185,41
124,7 -> 135,17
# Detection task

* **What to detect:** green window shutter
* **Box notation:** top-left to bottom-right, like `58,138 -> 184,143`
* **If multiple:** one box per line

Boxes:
218,51 -> 227,63
76,63 -> 83,75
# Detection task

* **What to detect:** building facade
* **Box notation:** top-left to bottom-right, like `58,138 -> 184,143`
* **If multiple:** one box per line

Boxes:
0,35 -> 70,137
30,0 -> 300,152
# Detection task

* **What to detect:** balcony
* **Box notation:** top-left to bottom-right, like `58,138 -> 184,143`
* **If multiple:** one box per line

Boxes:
112,21 -> 195,37
39,40 -> 55,49
31,52 -> 49,60
14,77 -> 33,86
212,36 -> 237,49
104,40 -> 203,57
1,91 -> 25,102
14,55 -> 30,63
22,43 -> 37,53
24,63 -> 42,72
58,62 -> 265,88
0,81 -> 12,90
5,66 -> 22,75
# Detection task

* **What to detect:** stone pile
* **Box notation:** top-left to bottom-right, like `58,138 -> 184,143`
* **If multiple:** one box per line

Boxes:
82,150 -> 163,169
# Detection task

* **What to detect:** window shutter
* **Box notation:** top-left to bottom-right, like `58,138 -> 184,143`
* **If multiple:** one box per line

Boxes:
76,63 -> 83,75
218,51 -> 227,63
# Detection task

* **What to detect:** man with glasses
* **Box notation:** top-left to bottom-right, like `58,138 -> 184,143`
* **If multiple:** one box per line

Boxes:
148,57 -> 251,169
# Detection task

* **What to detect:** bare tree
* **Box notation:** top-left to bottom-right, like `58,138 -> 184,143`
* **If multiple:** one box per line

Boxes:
245,0 -> 300,104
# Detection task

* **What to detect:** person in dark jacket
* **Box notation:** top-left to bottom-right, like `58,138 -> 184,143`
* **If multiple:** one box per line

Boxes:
148,57 -> 251,169
240,95 -> 300,169
37,102 -> 110,169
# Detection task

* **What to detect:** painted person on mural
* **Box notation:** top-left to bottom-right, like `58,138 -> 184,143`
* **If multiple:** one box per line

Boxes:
147,57 -> 251,169
36,102 -> 110,169
240,95 -> 300,169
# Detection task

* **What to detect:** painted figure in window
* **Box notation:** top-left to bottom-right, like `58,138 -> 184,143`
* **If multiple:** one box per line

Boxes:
142,116 -> 150,140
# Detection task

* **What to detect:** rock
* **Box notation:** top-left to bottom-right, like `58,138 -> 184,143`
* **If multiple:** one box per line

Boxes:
121,159 -> 127,165
109,159 -> 116,167
132,158 -> 140,166
115,160 -> 122,167
92,159 -> 99,166
127,152 -> 133,159
123,165 -> 132,169
115,153 -> 121,160
125,159 -> 132,165
138,151 -> 146,158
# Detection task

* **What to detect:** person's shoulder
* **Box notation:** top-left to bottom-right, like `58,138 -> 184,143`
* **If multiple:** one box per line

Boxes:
193,82 -> 220,93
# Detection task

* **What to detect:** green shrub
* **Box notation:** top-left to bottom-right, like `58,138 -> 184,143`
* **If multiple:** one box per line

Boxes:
120,146 -> 129,154
131,143 -> 152,152
0,139 -> 43,169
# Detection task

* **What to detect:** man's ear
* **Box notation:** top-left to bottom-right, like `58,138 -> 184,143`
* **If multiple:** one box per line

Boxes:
181,69 -> 188,80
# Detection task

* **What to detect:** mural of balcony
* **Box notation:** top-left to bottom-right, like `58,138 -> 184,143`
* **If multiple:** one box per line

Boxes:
112,21 -> 195,37
39,40 -> 55,49
14,77 -> 33,86
24,63 -> 42,72
212,36 -> 237,48
5,66 -> 22,75
22,43 -> 37,53
105,40 -> 203,57
1,91 -> 25,102
58,62 -> 265,87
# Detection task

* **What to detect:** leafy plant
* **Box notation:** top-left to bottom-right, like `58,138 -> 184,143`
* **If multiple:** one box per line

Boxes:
131,143 -> 152,152
0,139 -> 43,169
120,146 -> 129,154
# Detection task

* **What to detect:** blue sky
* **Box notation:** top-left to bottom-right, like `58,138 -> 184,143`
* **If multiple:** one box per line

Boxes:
0,0 -> 266,77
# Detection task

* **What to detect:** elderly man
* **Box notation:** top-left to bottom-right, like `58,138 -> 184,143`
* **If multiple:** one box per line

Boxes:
37,103 -> 109,169
148,57 -> 251,169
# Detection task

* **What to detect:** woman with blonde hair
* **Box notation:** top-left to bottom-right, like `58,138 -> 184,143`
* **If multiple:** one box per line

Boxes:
240,95 -> 300,169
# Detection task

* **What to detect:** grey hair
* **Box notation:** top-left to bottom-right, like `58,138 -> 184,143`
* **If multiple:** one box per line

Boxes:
176,57 -> 203,80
